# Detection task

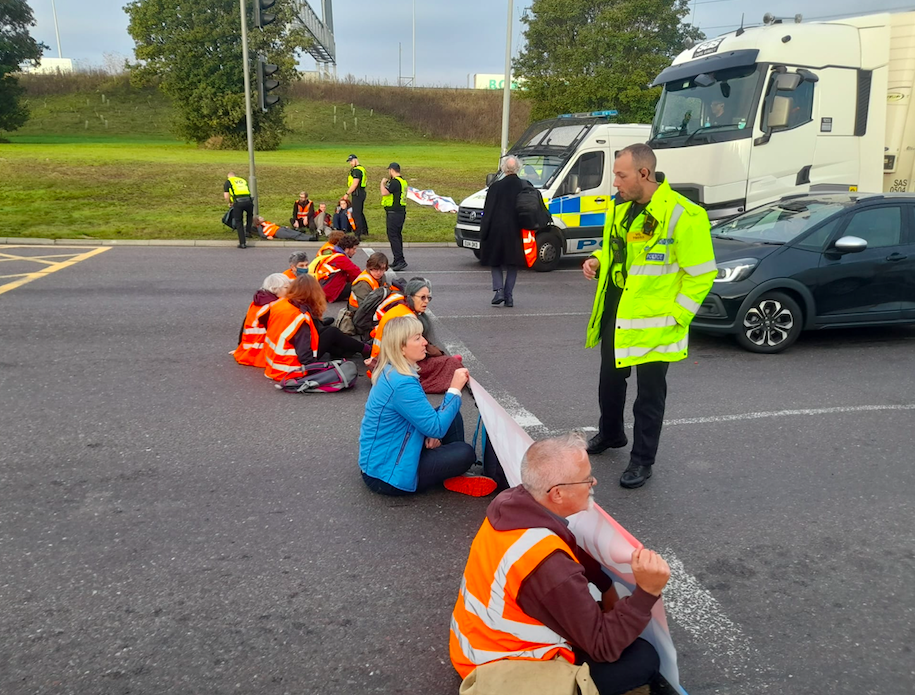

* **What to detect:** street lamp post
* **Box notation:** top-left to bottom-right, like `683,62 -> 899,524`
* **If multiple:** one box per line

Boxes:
500,0 -> 514,156
239,0 -> 259,214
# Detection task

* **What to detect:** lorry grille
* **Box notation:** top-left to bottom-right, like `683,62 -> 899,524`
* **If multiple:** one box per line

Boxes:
458,207 -> 482,225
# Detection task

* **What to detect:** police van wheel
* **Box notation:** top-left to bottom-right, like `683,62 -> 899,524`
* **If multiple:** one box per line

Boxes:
472,249 -> 481,260
734,291 -> 802,354
533,230 -> 562,272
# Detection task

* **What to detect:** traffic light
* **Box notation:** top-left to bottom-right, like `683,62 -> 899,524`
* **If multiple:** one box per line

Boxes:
253,0 -> 276,29
257,59 -> 280,112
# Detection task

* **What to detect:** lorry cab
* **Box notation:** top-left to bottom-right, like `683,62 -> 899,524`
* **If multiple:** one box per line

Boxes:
454,113 -> 650,271
649,11 -> 915,219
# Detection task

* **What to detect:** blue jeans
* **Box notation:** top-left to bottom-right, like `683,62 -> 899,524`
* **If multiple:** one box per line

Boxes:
361,412 -> 475,495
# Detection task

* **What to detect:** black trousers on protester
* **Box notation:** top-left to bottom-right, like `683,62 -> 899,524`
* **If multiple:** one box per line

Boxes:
361,413 -> 475,495
351,188 -> 368,239
386,209 -> 407,266
232,197 -> 254,244
581,638 -> 661,695
598,285 -> 669,467
315,325 -> 366,360
491,265 -> 517,298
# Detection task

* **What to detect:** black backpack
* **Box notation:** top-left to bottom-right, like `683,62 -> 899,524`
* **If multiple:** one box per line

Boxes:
353,286 -> 399,334
516,181 -> 552,231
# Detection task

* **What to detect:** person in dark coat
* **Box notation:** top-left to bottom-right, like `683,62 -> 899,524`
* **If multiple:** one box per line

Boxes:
479,155 -> 526,307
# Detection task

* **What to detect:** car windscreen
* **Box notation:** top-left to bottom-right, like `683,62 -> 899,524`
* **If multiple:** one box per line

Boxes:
493,154 -> 567,189
712,201 -> 847,243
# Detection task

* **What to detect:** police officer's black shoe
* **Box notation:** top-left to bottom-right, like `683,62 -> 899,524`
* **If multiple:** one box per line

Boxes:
619,463 -> 652,489
237,243 -> 247,249
586,433 -> 628,455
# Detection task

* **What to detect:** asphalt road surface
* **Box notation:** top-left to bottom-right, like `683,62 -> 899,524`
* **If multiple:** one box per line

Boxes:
1,245 -> 913,695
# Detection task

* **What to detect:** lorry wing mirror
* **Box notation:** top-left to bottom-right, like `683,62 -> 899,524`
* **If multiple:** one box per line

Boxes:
796,68 -> 818,83
694,73 -> 715,87
486,173 -> 497,187
767,96 -> 791,129
774,72 -> 802,91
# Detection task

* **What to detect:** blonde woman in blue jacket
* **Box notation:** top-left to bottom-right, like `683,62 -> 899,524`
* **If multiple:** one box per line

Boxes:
358,315 -> 496,497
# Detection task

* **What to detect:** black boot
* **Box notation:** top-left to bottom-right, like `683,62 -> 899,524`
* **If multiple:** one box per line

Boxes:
586,432 -> 628,455
619,462 -> 652,489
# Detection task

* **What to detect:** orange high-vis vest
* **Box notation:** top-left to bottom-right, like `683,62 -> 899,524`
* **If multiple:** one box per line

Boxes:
522,229 -> 537,268
345,208 -> 356,231
449,520 -> 579,679
283,268 -> 297,280
261,221 -> 280,238
369,300 -> 412,362
233,300 -> 275,367
296,200 -> 313,220
318,242 -> 335,256
348,271 -> 381,308
263,298 -> 320,381
308,252 -> 344,283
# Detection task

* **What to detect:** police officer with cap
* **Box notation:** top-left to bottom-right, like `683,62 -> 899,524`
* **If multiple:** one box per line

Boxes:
380,162 -> 408,271
344,154 -> 368,240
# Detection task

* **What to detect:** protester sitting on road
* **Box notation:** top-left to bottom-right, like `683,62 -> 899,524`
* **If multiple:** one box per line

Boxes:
308,233 -> 362,303
291,191 -> 315,232
233,272 -> 292,368
283,251 -> 311,280
335,252 -> 391,338
367,277 -> 464,394
254,216 -> 316,242
318,230 -> 346,257
313,203 -> 332,236
262,275 -> 371,381
450,432 -> 671,694
358,314 -> 496,497
333,198 -> 358,233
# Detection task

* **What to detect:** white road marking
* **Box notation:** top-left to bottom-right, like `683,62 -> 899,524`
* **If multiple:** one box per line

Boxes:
660,550 -> 753,681
663,403 -> 915,428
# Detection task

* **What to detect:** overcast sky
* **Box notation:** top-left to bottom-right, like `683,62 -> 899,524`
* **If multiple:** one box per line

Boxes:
28,0 -> 915,86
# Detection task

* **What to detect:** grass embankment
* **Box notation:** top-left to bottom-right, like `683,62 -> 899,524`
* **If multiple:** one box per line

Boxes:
2,80 -> 503,241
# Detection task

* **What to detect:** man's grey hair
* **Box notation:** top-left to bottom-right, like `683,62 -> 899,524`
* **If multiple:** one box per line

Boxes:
288,251 -> 310,266
615,143 -> 656,174
404,276 -> 431,298
261,272 -> 292,295
520,432 -> 587,496
500,155 -> 521,175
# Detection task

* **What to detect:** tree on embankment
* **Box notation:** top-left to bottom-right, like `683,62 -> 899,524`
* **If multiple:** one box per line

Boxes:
124,0 -> 310,150
0,0 -> 46,134
513,0 -> 703,124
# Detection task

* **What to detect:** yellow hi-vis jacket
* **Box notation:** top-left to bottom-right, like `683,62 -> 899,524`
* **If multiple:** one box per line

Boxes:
585,179 -> 716,368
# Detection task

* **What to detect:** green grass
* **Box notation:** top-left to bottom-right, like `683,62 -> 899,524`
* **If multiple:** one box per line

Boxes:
1,90 -> 498,241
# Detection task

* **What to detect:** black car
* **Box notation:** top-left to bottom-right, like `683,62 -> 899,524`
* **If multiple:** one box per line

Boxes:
692,193 -> 915,353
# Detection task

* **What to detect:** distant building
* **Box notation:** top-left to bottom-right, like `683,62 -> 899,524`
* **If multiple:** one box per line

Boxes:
20,58 -> 74,75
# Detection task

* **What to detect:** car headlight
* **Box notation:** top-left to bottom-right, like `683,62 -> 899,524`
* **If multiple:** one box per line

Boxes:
714,258 -> 757,283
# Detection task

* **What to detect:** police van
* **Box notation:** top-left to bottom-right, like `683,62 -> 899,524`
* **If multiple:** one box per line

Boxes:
454,112 -> 650,271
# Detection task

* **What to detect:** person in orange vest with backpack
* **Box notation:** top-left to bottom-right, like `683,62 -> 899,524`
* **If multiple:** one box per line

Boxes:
254,216 -> 315,242
262,275 -> 371,381
450,433 -> 671,694
307,234 -> 362,303
233,273 -> 292,367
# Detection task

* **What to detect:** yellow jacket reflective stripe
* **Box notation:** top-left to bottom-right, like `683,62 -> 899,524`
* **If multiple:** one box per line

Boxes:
381,176 -> 408,208
585,179 -> 716,368
347,165 -> 367,189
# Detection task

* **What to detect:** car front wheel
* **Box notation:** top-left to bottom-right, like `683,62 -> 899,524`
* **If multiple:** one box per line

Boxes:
735,291 -> 802,354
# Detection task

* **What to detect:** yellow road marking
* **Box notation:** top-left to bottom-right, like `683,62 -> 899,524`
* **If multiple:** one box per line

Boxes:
0,252 -> 94,264
0,247 -> 111,297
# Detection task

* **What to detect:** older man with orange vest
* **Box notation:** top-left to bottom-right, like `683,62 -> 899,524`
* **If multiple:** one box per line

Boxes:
254,216 -> 315,242
307,233 -> 362,303
450,433 -> 671,695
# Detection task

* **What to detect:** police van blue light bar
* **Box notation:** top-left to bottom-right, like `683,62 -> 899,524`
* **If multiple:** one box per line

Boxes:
558,110 -> 619,118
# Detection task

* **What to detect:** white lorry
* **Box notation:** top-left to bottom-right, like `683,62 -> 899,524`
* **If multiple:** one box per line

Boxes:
649,10 -> 915,219
454,113 -> 650,271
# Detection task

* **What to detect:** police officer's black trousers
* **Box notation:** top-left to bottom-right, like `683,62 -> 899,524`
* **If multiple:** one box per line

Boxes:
598,285 -> 669,467
351,188 -> 368,238
232,197 -> 254,244
385,210 -> 407,266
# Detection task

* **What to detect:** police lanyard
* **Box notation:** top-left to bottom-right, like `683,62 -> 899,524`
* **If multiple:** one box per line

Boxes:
612,204 -> 645,282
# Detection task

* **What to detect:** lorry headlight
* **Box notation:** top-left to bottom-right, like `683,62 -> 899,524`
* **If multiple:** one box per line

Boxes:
714,258 -> 757,283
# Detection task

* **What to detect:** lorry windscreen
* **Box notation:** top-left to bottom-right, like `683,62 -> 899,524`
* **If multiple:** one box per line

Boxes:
649,64 -> 763,148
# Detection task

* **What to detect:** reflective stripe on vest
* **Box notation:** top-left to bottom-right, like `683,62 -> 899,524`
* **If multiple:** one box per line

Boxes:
449,522 -> 577,679
233,301 -> 275,367
369,302 -> 412,362
381,176 -> 408,209
227,176 -> 250,201
308,252 -> 344,282
261,222 -> 280,238
262,299 -> 319,380
345,208 -> 356,230
296,201 -> 312,220
347,165 -> 367,189
348,271 -> 380,308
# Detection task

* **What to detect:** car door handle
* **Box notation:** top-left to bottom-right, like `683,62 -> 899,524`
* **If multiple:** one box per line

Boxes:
594,198 -> 606,203
886,253 -> 908,262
